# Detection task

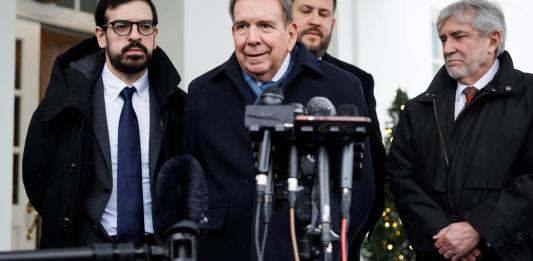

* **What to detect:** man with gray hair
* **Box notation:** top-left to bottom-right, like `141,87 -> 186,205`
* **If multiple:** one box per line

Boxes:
186,0 -> 374,260
387,0 -> 533,260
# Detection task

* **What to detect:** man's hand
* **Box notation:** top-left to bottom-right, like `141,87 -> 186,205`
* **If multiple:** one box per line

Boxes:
433,222 -> 480,260
459,248 -> 482,261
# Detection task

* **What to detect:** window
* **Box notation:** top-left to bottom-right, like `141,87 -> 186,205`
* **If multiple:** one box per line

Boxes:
431,21 -> 444,75
37,0 -> 98,14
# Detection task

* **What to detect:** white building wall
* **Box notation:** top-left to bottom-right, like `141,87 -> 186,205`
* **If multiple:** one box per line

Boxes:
182,0 -> 234,90
0,0 -> 16,251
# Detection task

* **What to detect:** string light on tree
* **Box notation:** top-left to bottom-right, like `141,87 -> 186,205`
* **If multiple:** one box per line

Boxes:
362,88 -> 415,261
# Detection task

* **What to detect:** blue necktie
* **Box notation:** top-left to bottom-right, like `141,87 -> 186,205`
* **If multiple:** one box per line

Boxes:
117,87 -> 144,243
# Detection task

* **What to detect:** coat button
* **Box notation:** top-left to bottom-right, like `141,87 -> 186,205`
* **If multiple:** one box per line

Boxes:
67,163 -> 77,174
61,217 -> 71,227
505,86 -> 512,91
514,232 -> 525,243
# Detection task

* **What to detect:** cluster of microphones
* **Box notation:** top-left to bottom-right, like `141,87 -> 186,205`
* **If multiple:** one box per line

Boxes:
245,85 -> 370,261
0,86 -> 370,261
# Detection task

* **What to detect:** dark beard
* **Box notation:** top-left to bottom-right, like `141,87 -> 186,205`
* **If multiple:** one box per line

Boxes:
299,27 -> 332,58
108,41 -> 151,74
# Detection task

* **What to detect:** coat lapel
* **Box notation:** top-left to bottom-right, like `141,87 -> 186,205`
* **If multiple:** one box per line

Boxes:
148,85 -> 161,186
92,76 -> 112,189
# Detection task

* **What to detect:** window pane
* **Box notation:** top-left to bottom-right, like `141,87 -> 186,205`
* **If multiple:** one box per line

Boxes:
56,0 -> 75,9
15,40 -> 21,90
431,22 -> 441,59
13,154 -> 19,204
14,97 -> 20,147
80,0 -> 97,14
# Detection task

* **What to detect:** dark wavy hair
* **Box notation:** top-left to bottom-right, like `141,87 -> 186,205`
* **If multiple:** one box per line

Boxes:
95,0 -> 158,27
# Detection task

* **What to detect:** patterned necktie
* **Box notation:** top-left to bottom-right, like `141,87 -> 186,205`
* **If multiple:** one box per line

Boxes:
464,86 -> 478,105
117,87 -> 144,243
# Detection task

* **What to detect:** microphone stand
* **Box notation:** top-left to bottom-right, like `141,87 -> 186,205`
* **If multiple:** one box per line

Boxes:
317,145 -> 333,261
0,220 -> 199,261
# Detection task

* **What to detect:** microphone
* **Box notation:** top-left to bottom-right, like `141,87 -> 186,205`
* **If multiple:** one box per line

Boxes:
255,86 -> 284,199
154,155 -> 208,261
306,97 -> 336,116
306,97 -> 336,260
259,84 -> 284,105
288,103 -> 305,208
337,104 -> 359,218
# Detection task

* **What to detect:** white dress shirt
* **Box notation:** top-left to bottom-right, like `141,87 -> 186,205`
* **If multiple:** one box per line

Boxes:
454,59 -> 500,119
101,64 -> 153,236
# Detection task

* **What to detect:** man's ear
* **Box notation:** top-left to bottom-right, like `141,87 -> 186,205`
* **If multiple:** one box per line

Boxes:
95,26 -> 107,48
488,30 -> 501,55
152,27 -> 159,50
287,22 -> 298,52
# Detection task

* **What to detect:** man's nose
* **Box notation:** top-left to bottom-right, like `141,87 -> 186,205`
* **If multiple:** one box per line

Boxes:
442,40 -> 456,57
129,24 -> 142,41
247,25 -> 261,45
309,11 -> 321,26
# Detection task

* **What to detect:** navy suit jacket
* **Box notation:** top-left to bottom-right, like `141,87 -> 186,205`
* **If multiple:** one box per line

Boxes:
185,43 -> 374,260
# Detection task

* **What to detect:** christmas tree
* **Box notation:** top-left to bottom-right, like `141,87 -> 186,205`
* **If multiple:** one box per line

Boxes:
361,88 -> 415,261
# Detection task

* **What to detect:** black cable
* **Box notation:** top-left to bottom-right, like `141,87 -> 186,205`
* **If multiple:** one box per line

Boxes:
254,203 -> 263,261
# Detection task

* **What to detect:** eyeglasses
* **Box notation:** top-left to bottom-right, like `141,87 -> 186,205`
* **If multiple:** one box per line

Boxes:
102,20 -> 158,36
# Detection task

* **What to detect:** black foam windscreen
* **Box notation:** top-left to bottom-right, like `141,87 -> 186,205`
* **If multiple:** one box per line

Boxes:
154,155 -> 208,237
337,104 -> 359,116
260,85 -> 284,105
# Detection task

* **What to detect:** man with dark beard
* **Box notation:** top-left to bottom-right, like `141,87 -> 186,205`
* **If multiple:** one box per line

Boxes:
22,0 -> 186,248
292,1 -> 386,260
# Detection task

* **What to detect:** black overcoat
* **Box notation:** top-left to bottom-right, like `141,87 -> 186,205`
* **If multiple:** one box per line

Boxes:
22,37 -> 186,248
388,52 -> 533,260
186,43 -> 375,260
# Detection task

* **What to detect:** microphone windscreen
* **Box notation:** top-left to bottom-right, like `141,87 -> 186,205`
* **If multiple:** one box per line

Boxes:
154,155 -> 208,237
292,103 -> 306,116
337,104 -> 359,116
306,96 -> 337,116
260,85 -> 284,105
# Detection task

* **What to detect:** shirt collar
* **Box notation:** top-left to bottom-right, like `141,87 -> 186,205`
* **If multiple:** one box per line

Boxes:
455,59 -> 500,101
253,53 -> 291,86
102,63 -> 149,102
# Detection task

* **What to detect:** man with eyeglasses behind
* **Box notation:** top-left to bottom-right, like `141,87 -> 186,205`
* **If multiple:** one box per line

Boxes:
23,0 -> 186,248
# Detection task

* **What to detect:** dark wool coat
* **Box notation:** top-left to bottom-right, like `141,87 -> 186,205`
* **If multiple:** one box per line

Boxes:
388,52 -> 533,260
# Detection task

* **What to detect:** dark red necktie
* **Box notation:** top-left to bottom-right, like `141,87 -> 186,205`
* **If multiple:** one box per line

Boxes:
463,86 -> 478,105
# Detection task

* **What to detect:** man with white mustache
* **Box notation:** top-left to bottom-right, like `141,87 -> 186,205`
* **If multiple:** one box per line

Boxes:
387,0 -> 533,260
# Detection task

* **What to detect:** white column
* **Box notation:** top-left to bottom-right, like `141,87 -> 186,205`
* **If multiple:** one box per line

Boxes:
153,0 -> 234,91
0,0 -> 16,251
153,0 -> 185,90
335,0 -> 354,63
182,0 -> 233,90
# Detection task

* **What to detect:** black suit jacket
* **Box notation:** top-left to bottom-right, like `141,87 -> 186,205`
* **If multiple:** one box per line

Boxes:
322,53 -> 387,251
186,43 -> 375,260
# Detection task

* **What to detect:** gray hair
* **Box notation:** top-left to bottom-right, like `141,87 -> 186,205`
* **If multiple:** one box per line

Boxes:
229,0 -> 293,25
437,0 -> 506,57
